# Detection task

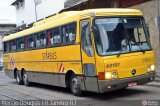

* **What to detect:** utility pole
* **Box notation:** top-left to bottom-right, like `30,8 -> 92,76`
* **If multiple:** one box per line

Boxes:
34,0 -> 38,22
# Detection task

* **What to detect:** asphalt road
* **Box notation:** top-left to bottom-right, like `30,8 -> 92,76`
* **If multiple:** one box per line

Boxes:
0,70 -> 160,106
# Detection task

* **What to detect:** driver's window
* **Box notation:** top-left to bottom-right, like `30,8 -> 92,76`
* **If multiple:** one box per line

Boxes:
81,20 -> 93,57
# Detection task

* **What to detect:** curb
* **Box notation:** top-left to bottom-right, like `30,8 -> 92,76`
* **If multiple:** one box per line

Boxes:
154,76 -> 160,82
145,83 -> 160,88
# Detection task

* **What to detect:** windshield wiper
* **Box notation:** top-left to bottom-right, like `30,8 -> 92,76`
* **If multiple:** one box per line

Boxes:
130,42 -> 145,54
136,29 -> 145,54
138,44 -> 145,54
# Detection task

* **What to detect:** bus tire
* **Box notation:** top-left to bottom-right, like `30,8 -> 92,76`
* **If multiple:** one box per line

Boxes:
22,71 -> 30,86
15,71 -> 23,85
70,74 -> 83,96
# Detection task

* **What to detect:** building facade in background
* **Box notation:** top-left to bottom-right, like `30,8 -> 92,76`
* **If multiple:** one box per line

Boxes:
0,19 -> 16,63
11,0 -> 64,27
63,0 -> 153,11
0,19 -> 16,37
0,19 -> 16,50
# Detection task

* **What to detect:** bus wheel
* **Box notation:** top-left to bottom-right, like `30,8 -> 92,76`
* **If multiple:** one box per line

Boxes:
70,74 -> 83,96
22,71 -> 30,86
15,71 -> 23,85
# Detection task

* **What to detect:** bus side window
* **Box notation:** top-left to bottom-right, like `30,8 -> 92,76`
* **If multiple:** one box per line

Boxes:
47,30 -> 54,46
62,23 -> 76,44
25,37 -> 28,49
35,33 -> 40,48
4,42 -> 10,52
49,27 -> 61,46
40,32 -> 46,47
28,35 -> 35,49
10,40 -> 17,51
17,37 -> 25,50
54,28 -> 61,45
47,31 -> 51,46
81,20 -> 93,57
54,35 -> 61,44
50,30 -> 55,46
9,41 -> 12,51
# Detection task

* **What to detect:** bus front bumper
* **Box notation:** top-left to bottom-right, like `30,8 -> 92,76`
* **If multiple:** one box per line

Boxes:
98,72 -> 156,93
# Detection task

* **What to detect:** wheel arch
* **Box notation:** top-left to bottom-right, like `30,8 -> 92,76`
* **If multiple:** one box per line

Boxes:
13,68 -> 18,79
65,70 -> 75,88
21,68 -> 25,78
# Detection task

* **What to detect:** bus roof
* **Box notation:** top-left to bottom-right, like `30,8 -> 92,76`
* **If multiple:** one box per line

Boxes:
3,8 -> 142,42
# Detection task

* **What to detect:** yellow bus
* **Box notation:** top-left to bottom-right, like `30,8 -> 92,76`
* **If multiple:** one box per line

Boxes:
3,9 -> 156,96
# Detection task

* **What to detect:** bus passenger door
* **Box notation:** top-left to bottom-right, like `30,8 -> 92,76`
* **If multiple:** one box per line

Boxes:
80,20 -> 99,92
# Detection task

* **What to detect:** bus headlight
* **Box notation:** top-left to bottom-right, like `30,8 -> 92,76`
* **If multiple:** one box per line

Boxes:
105,71 -> 118,79
105,72 -> 112,79
151,65 -> 155,71
112,72 -> 118,78
148,65 -> 155,71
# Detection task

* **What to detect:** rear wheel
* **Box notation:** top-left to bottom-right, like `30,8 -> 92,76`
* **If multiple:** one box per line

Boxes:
22,71 -> 30,86
70,74 -> 83,96
15,71 -> 23,85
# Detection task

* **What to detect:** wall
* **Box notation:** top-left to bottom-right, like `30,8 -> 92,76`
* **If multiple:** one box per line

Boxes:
36,0 -> 64,20
24,0 -> 37,25
15,0 -> 36,26
15,0 -> 64,27
0,25 -> 16,33
119,0 -> 151,8
130,0 -> 160,66
0,24 -> 16,50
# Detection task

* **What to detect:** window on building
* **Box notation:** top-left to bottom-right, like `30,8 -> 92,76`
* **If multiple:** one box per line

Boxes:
62,23 -> 76,44
27,35 -> 35,49
47,27 -> 61,46
35,32 -> 46,48
17,37 -> 25,50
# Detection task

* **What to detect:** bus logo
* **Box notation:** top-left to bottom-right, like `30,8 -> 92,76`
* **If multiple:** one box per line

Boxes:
131,69 -> 136,75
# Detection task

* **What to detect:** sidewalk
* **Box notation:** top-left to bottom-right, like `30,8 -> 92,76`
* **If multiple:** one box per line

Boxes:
146,66 -> 160,87
146,81 -> 160,88
0,70 -> 7,86
155,65 -> 160,81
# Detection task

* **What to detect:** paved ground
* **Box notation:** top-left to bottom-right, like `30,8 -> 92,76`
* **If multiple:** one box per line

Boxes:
0,70 -> 160,106
155,65 -> 160,81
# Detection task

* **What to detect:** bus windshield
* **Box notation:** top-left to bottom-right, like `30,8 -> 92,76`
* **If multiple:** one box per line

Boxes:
93,17 -> 152,56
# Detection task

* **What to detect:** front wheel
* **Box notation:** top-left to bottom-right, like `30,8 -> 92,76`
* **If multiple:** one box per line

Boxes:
70,74 -> 83,96
22,71 -> 30,86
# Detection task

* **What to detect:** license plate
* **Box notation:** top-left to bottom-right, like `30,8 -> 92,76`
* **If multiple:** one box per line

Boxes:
128,82 -> 137,87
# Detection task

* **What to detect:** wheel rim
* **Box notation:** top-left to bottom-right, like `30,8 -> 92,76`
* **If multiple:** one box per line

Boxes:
71,77 -> 79,94
23,73 -> 28,85
16,74 -> 20,83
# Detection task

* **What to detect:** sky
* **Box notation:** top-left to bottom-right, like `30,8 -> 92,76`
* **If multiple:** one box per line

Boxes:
0,0 -> 16,23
